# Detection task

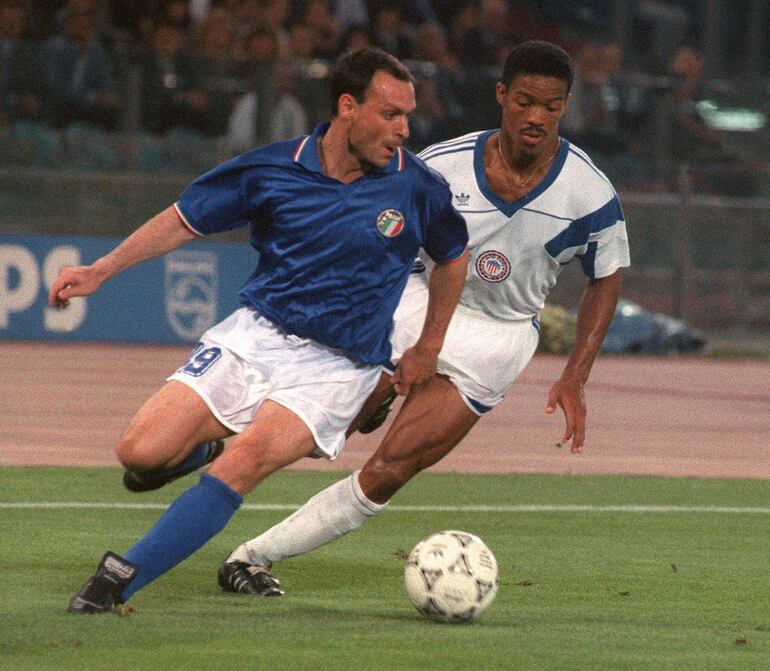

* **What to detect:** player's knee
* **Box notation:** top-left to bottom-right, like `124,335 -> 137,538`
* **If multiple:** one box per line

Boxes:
114,432 -> 163,471
114,435 -> 146,470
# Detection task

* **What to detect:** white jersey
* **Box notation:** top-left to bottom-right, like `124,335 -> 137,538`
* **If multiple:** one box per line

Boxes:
418,130 -> 630,320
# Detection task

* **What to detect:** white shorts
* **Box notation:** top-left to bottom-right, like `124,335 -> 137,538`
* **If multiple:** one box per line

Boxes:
386,273 -> 540,414
167,307 -> 380,459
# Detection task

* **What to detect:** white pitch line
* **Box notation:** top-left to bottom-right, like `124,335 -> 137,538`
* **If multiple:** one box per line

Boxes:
0,502 -> 768,514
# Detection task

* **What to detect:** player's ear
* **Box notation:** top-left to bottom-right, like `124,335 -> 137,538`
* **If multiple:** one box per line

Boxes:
337,93 -> 357,120
495,82 -> 506,107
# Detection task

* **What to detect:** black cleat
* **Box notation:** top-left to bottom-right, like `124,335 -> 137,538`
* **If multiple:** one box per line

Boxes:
67,551 -> 138,614
358,390 -> 398,434
123,440 -> 225,492
218,560 -> 284,597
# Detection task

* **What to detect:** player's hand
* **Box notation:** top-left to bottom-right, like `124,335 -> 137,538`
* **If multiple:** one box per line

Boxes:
546,375 -> 586,454
392,344 -> 439,396
48,265 -> 104,308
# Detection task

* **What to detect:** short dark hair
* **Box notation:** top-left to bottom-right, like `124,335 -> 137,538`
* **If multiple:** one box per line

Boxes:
329,47 -> 415,117
500,40 -> 574,93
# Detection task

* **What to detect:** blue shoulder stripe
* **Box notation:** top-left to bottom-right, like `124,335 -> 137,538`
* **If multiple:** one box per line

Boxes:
544,197 -> 624,264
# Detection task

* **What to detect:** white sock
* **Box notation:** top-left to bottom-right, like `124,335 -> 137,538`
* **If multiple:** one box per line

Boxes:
228,470 -> 387,567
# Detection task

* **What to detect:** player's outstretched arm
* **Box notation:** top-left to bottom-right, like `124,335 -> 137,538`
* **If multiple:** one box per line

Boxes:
546,270 -> 622,453
393,251 -> 468,396
48,206 -> 197,308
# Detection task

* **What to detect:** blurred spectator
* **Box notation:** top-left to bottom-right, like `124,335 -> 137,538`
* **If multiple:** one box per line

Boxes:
408,75 -> 449,151
142,0 -> 193,39
447,1 -> 479,58
135,21 -> 198,134
404,0 -> 437,24
227,25 -> 279,151
239,25 -> 281,72
286,22 -> 318,60
508,1 -> 562,45
189,0 -> 215,23
260,0 -> 290,46
331,0 -> 367,33
231,0 -> 264,39
301,0 -> 338,58
192,7 -> 236,66
416,21 -> 458,74
23,0 -> 110,41
430,0 -> 460,30
267,60 -> 308,141
40,8 -> 121,130
629,0 -> 692,73
181,7 -> 241,135
414,22 -> 463,132
659,45 -> 766,196
0,0 -> 43,124
561,40 -> 629,153
371,0 -> 435,24
227,59 -> 307,153
109,1 -> 155,44
371,0 -> 415,59
460,0 -> 518,66
560,38 -> 659,188
337,23 -> 374,54
52,0 -> 114,44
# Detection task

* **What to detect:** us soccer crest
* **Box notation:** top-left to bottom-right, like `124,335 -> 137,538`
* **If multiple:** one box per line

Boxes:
476,250 -> 511,283
376,209 -> 405,237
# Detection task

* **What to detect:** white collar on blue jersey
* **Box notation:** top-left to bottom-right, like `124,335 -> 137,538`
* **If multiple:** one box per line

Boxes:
293,122 -> 405,175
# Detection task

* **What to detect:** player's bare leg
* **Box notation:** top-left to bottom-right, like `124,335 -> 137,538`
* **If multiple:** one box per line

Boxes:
358,374 -> 479,503
116,381 -> 231,469
217,373 -> 395,596
69,400 -> 319,611
222,374 -> 480,592
116,381 -> 232,491
207,400 -> 317,494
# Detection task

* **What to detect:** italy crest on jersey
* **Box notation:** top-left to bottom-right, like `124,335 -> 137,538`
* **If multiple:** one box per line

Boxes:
476,250 -> 511,283
376,209 -> 405,238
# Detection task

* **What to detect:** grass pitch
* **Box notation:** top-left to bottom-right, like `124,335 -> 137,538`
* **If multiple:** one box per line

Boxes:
0,468 -> 767,671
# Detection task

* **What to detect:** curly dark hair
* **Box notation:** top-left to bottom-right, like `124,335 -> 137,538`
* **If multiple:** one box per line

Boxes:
500,40 -> 574,93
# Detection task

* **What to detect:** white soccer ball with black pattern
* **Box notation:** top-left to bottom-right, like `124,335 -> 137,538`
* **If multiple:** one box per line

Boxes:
404,530 -> 499,623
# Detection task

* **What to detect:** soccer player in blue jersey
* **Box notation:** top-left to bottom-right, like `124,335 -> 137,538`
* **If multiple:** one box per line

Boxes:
217,40 -> 631,597
51,47 -> 469,613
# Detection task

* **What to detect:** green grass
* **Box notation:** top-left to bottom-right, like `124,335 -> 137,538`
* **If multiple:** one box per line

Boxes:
0,468 -> 767,671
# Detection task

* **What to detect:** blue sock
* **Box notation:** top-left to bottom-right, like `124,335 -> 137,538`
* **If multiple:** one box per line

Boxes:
121,473 -> 242,601
146,441 -> 215,479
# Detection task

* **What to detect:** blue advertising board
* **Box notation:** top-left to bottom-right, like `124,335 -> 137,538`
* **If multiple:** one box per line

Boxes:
0,234 -> 256,344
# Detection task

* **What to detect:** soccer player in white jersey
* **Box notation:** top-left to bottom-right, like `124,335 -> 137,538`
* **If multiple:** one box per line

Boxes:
52,48 -> 469,613
218,40 -> 630,597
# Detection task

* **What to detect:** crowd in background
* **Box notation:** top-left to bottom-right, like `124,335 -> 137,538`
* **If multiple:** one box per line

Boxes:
0,0 -> 767,194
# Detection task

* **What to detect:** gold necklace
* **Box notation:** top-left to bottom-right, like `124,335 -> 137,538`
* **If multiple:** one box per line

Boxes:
497,134 -> 559,187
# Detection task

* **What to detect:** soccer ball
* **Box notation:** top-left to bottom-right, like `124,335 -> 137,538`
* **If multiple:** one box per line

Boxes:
404,530 -> 499,623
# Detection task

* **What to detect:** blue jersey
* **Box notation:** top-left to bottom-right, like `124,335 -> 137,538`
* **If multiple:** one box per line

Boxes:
175,123 -> 468,365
